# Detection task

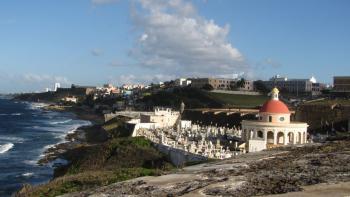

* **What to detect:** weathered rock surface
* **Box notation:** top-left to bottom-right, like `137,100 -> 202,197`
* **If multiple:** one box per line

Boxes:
59,140 -> 350,197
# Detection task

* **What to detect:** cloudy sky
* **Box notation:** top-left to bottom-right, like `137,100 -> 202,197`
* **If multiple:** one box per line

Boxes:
0,0 -> 349,93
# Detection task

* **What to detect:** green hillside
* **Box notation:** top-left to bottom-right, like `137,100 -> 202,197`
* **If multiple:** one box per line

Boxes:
207,92 -> 268,108
140,87 -> 268,109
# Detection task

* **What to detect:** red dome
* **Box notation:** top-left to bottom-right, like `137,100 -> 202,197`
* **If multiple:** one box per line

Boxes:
259,100 -> 290,114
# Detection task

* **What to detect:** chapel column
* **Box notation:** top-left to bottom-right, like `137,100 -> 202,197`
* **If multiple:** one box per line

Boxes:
263,129 -> 268,147
304,132 -> 307,143
293,132 -> 297,145
283,131 -> 288,145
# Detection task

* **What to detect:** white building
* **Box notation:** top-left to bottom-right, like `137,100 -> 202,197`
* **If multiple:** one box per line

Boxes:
140,107 -> 180,128
122,84 -> 145,90
175,78 -> 192,87
128,107 -> 193,137
61,96 -> 78,103
262,75 -> 324,96
54,83 -> 61,92
242,88 -> 308,152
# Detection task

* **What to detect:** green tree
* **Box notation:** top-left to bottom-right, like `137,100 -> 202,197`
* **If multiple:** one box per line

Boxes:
254,80 -> 269,93
236,78 -> 246,89
83,94 -> 95,107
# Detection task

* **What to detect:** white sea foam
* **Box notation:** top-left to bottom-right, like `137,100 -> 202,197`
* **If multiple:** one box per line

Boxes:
22,172 -> 34,177
49,119 -> 72,125
23,160 -> 37,165
0,113 -> 22,116
27,102 -> 48,110
44,144 -> 55,150
40,121 -> 92,160
0,143 -> 14,154
0,136 -> 25,143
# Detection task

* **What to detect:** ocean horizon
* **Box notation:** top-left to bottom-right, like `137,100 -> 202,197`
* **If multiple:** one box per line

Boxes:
0,97 -> 90,196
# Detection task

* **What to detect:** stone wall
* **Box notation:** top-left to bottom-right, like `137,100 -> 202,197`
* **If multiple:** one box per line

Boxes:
295,104 -> 350,133
211,90 -> 261,95
154,143 -> 208,167
183,110 -> 256,128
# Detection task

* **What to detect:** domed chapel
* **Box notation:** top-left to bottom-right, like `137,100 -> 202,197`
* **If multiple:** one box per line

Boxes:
241,88 -> 308,152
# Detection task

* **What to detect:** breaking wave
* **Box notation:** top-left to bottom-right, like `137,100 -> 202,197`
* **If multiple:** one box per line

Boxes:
0,136 -> 25,143
49,119 -> 72,125
27,102 -> 48,110
0,143 -> 14,154
22,172 -> 34,177
0,113 -> 22,116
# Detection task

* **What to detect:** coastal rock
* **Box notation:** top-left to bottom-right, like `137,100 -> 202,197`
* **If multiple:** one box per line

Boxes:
58,141 -> 350,197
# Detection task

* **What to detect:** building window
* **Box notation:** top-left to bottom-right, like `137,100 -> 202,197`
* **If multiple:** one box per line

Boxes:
280,117 -> 285,122
269,116 -> 272,122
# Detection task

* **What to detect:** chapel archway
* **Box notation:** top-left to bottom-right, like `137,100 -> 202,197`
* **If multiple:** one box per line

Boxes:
267,131 -> 274,144
277,132 -> 284,144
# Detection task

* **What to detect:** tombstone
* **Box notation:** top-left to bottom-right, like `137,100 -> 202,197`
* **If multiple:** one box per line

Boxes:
216,139 -> 221,148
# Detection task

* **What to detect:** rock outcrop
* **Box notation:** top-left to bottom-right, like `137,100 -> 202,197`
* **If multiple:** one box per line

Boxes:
61,140 -> 350,197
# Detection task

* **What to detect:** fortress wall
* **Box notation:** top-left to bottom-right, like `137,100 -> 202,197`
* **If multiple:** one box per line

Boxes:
183,110 -> 256,128
295,104 -> 350,132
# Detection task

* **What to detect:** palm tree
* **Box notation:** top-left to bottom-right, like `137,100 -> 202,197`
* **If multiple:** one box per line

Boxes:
236,78 -> 246,89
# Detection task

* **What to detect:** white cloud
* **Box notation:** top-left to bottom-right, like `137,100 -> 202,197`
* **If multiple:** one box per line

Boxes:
91,0 -> 119,6
22,73 -> 70,84
0,72 -> 71,93
91,48 -> 103,56
110,73 -> 175,85
129,0 -> 248,77
139,33 -> 148,42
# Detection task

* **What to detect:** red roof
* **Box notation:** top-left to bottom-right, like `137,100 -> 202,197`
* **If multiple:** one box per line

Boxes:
259,100 -> 290,114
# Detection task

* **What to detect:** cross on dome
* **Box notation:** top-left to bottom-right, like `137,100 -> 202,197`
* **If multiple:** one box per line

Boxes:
271,87 -> 279,100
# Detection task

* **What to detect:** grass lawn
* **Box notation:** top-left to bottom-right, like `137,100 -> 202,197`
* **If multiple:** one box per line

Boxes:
207,92 -> 268,108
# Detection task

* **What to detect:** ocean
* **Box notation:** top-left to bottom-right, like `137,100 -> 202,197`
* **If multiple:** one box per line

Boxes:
0,97 -> 91,196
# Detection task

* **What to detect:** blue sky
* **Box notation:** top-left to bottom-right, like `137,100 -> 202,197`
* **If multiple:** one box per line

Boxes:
0,0 -> 349,93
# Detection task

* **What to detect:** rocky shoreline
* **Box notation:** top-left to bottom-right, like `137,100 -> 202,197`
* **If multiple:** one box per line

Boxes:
35,104 -> 105,168
37,126 -> 89,165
